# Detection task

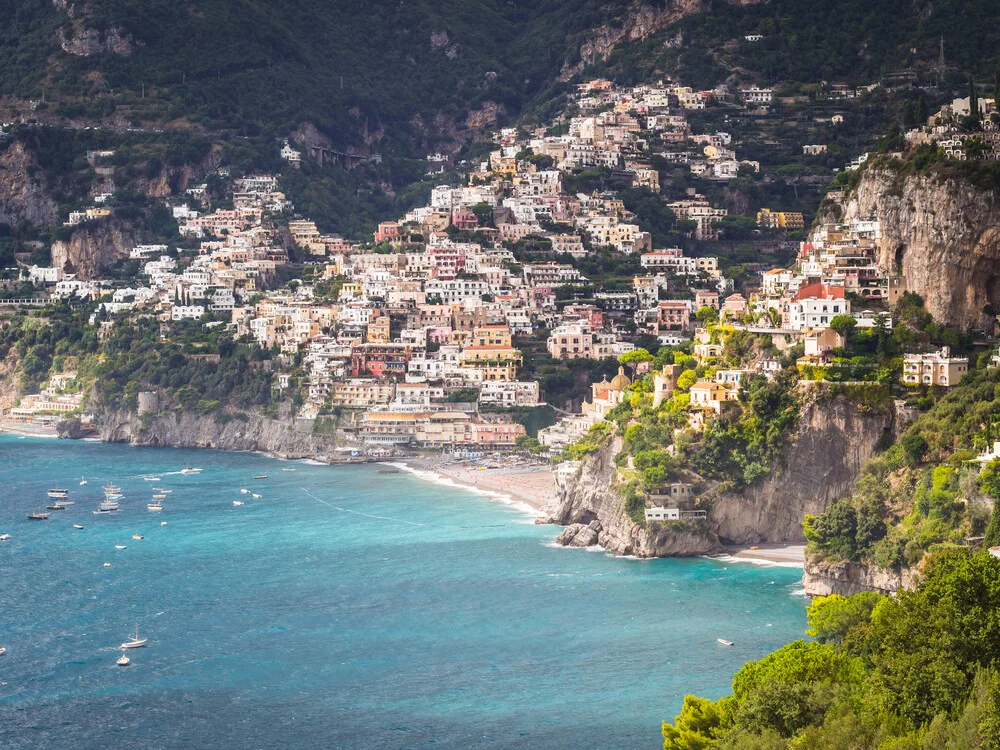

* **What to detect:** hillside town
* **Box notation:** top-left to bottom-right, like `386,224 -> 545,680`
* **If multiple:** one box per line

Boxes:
4,78 -> 985,462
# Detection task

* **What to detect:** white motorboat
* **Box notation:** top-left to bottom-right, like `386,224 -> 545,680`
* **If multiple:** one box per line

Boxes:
233,500 -> 244,506
0,533 -> 10,541
240,488 -> 250,494
27,512 -> 49,520
117,653 -> 130,667
180,468 -> 203,475
717,639 -> 734,646
252,493 -> 261,499
0,647 -> 5,655
121,625 -> 147,649
147,503 -> 163,512
253,475 -> 268,480
47,488 -> 69,499
80,477 -> 87,485
54,500 -> 74,506
160,521 -> 167,526
144,477 -> 161,482
152,488 -> 172,493
132,533 -> 144,540
94,498 -> 119,514
282,468 -> 296,472
115,544 -> 127,550
73,524 -> 85,530
103,562 -> 111,567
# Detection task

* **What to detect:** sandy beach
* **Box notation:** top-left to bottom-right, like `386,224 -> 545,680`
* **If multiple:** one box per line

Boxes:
399,455 -> 557,514
721,543 -> 806,566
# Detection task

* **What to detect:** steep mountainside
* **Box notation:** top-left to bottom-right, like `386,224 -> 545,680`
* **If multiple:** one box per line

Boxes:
842,168 -> 1000,330
551,390 -> 901,557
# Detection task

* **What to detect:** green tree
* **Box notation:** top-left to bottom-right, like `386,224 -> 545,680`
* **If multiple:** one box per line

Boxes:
829,314 -> 857,341
805,592 -> 881,644
676,369 -> 698,392
620,348 -> 653,365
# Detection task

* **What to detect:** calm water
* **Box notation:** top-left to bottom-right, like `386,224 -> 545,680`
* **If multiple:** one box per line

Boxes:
0,436 -> 807,749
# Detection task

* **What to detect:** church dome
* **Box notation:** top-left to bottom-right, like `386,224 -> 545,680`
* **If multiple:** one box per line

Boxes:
609,366 -> 632,391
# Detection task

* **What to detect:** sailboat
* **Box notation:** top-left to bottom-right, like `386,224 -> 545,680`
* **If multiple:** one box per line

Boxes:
120,625 -> 147,649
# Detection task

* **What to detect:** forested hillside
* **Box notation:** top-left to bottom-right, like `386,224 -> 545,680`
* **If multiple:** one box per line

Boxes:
5,0 -> 1000,156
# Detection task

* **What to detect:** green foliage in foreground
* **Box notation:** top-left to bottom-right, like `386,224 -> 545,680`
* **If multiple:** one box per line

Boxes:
663,549 -> 1000,749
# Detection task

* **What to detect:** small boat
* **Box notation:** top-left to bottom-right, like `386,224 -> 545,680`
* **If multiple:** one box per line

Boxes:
73,524 -> 85,530
282,468 -> 296,472
132,533 -> 144,540
160,521 -> 167,526
117,653 -> 130,667
152,488 -> 171,493
147,503 -> 163,512
717,639 -> 734,646
28,512 -> 49,520
180,468 -> 203,475
115,544 -> 127,550
252,493 -> 261,499
0,534 -> 11,541
47,488 -> 69,499
46,505 -> 67,511
55,500 -> 74,506
144,477 -> 161,482
103,562 -> 111,567
152,494 -> 166,500
80,477 -> 88,485
121,625 -> 147,649
253,475 -> 268,480
0,647 -> 5,656
233,500 -> 244,506
240,488 -> 250,494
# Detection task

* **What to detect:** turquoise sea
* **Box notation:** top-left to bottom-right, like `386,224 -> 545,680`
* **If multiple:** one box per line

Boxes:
0,435 -> 807,749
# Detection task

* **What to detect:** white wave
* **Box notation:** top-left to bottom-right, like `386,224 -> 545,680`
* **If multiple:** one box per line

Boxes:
297,458 -> 327,466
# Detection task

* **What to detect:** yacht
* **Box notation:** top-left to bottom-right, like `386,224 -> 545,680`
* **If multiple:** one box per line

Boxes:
240,488 -> 250,494
180,468 -> 203,475
252,493 -> 261,499
102,484 -> 123,500
93,498 -> 120,514
233,500 -> 244,506
46,504 -> 67,511
121,625 -> 147,649
27,512 -> 49,520
73,524 -> 85,530
147,502 -> 163,512
0,533 -> 11,541
47,488 -> 69,499
116,653 -> 130,667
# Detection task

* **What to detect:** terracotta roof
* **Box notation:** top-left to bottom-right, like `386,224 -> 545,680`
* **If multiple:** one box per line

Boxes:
791,283 -> 845,302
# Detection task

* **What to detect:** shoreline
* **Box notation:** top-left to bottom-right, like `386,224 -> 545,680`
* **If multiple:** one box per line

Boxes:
712,543 -> 807,567
393,455 -> 557,518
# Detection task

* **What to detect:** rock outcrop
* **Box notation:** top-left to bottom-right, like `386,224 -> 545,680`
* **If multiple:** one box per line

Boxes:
0,142 -> 59,227
87,408 -> 353,460
51,220 -> 140,279
551,390 -> 902,558
842,167 -> 1000,330
710,390 -> 898,545
551,436 -> 722,557
802,557 -> 918,596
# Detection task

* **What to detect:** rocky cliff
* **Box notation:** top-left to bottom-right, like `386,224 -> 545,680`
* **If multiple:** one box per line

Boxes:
842,167 -> 1000,330
552,436 -> 721,557
70,408 -> 357,461
551,390 -> 902,557
802,557 -> 917,596
0,141 -> 59,227
51,219 -> 141,278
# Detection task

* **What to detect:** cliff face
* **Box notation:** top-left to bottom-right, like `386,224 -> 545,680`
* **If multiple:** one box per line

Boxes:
82,408 -> 352,460
802,558 -> 917,596
51,220 -> 140,279
843,168 -> 1000,330
0,142 -> 59,227
551,392 -> 900,557
710,392 -> 897,545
